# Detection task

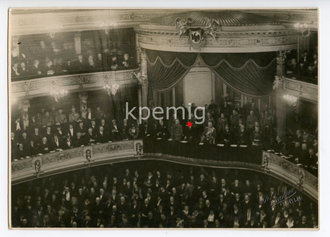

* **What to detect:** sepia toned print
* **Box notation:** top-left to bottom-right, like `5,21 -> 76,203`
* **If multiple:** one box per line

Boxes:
9,9 -> 318,229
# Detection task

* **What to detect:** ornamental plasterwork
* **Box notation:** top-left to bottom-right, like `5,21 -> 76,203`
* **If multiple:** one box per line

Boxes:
11,70 -> 139,99
138,32 -> 297,51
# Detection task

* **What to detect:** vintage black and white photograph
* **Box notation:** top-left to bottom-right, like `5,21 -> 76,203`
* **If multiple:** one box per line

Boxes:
8,8 -> 318,229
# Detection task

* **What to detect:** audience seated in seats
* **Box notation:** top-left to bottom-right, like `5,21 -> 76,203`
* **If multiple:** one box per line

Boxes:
12,163 -> 318,228
10,98 -> 318,176
11,39 -> 136,81
284,48 -> 318,84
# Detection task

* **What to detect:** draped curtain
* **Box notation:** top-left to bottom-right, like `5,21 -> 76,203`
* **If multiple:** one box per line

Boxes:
146,49 -> 276,99
201,53 -> 276,96
146,49 -> 197,92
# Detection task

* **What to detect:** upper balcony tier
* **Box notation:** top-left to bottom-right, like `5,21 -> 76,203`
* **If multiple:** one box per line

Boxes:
11,28 -> 138,82
280,76 -> 318,103
11,69 -> 139,99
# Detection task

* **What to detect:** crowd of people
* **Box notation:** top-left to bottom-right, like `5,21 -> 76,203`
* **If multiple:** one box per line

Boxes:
11,161 -> 318,228
11,97 -> 318,174
11,32 -> 136,81
285,49 -> 318,84
11,51 -> 136,81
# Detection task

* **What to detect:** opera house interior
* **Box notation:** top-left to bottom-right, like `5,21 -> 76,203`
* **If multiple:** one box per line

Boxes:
9,9 -> 318,228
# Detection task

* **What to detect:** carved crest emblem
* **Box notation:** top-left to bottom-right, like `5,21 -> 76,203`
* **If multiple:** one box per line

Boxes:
176,17 -> 219,47
33,157 -> 42,176
189,28 -> 203,45
83,147 -> 94,163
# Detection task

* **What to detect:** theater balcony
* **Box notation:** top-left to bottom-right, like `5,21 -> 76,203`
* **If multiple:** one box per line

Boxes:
11,69 -> 139,99
11,139 -> 318,202
280,76 -> 318,103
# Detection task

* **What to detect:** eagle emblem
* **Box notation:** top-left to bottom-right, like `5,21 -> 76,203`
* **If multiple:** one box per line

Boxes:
175,17 -> 220,47
189,29 -> 203,44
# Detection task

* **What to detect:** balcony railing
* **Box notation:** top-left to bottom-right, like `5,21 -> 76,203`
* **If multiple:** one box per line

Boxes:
282,76 -> 318,103
10,69 -> 139,98
11,140 -> 144,184
11,139 -> 318,201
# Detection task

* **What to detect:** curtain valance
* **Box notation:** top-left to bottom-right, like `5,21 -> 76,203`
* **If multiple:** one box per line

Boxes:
145,49 -> 276,96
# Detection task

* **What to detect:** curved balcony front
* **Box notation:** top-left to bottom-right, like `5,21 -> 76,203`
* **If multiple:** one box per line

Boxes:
10,69 -> 139,99
11,139 -> 318,201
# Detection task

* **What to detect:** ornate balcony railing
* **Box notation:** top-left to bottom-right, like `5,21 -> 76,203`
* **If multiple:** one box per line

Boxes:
282,76 -> 318,103
261,151 -> 318,200
11,139 -> 317,201
11,140 -> 144,184
10,69 -> 139,99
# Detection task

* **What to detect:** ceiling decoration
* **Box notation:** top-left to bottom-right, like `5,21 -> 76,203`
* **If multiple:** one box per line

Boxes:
150,11 -> 281,27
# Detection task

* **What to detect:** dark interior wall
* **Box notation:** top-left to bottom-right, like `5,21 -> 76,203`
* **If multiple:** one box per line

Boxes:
285,99 -> 318,135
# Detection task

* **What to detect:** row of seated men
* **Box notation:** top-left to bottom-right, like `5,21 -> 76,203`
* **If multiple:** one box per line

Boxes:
11,101 -> 271,159
11,50 -> 136,81
285,49 -> 318,84
11,163 -> 317,228
10,100 -> 318,175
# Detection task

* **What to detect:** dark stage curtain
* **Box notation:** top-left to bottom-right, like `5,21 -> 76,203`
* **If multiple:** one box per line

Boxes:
201,53 -> 276,96
146,49 -> 197,92
146,49 -> 276,98
212,60 -> 276,96
200,52 -> 276,67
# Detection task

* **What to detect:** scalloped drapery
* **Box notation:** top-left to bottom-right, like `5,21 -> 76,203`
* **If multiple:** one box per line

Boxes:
146,50 -> 197,92
145,49 -> 276,96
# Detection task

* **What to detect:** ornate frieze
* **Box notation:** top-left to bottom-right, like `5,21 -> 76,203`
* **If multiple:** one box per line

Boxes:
12,140 -> 141,184
282,77 -> 318,103
137,26 -> 297,52
10,69 -> 139,99
10,9 -> 180,36
262,151 -> 317,201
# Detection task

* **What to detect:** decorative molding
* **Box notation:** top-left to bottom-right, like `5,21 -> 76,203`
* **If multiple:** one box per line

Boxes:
137,27 -> 297,52
9,10 -> 182,36
262,151 -> 317,200
12,140 -> 141,184
282,77 -> 318,103
10,69 -> 139,99
11,140 -> 317,201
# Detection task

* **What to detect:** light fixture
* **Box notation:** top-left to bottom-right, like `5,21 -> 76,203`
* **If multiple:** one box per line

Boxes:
103,82 -> 120,96
103,72 -> 120,96
283,94 -> 298,106
49,81 -> 68,102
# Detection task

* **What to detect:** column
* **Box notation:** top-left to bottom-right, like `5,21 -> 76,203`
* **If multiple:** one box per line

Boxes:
74,32 -> 81,55
140,49 -> 149,108
78,92 -> 88,116
172,87 -> 176,106
223,83 -> 227,99
275,51 -> 286,137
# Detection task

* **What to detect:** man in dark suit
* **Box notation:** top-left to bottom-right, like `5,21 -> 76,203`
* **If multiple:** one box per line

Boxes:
183,121 -> 196,143
67,123 -> 76,138
237,125 -> 249,145
96,126 -> 108,143
110,119 -> 121,141
38,137 -> 51,154
51,134 -> 62,151
63,136 -> 74,150
31,127 -> 42,148
86,127 -> 97,145
74,132 -> 87,147
19,131 -> 31,156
